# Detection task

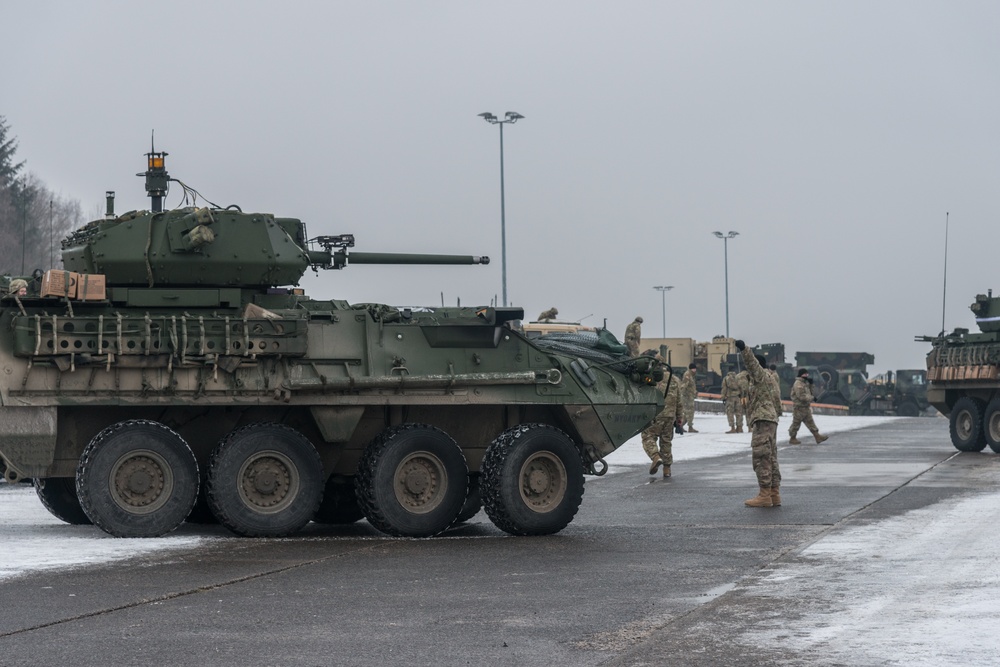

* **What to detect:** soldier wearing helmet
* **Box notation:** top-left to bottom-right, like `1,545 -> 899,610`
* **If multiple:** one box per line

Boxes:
624,316 -> 643,357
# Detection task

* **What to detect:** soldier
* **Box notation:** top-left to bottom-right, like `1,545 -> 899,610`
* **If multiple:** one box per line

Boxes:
721,370 -> 744,433
537,307 -> 558,321
7,279 -> 27,297
735,340 -> 784,508
680,363 -> 698,432
768,363 -> 781,391
789,368 -> 829,444
736,368 -> 749,431
624,316 -> 643,357
641,355 -> 684,478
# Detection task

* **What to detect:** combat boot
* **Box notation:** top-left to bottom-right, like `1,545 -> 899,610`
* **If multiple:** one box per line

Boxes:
726,427 -> 737,434
789,436 -> 802,444
662,466 -> 671,478
744,487 -> 773,508
736,426 -> 744,433
648,455 -> 662,475
814,433 -> 829,444
687,426 -> 699,433
770,487 -> 781,506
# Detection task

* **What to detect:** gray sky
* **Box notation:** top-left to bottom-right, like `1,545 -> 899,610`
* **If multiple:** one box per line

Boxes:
3,1 -> 999,375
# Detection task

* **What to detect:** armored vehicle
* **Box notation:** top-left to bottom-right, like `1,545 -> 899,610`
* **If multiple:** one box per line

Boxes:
0,150 -> 663,538
920,289 -> 1000,452
862,369 -> 929,417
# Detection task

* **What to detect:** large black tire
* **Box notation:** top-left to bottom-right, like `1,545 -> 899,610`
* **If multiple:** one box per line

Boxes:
454,473 -> 482,523
355,424 -> 468,537
983,398 -> 1000,454
896,400 -> 920,418
480,424 -> 585,536
76,420 -> 199,537
314,475 -> 365,524
207,423 -> 324,537
950,397 -> 988,452
34,477 -> 92,525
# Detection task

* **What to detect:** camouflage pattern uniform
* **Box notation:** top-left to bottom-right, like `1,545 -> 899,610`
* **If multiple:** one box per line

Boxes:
742,348 -> 783,489
680,366 -> 697,431
789,376 -> 821,441
624,317 -> 643,357
721,372 -> 744,432
537,308 -> 558,321
641,368 -> 683,475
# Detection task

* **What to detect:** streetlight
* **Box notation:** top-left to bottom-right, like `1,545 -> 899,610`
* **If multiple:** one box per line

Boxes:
712,231 -> 739,337
479,111 -> 524,307
653,285 -> 674,338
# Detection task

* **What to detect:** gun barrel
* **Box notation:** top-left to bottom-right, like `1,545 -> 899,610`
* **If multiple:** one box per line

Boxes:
346,252 -> 490,265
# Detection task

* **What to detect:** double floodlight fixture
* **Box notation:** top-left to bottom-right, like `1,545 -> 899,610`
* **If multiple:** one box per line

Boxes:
478,111 -> 525,124
713,230 -> 739,240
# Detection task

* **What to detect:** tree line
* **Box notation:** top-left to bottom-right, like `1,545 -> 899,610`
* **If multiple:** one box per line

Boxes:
0,115 -> 84,277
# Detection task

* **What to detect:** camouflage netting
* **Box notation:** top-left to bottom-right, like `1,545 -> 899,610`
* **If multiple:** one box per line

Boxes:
532,330 -> 632,369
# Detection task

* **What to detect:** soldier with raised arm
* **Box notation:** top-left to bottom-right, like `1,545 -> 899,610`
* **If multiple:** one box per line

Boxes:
735,340 -> 784,508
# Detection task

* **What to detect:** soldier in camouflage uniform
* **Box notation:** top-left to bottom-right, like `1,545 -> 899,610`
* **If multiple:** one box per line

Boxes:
735,340 -> 784,508
789,368 -> 829,444
537,307 -> 558,321
624,316 -> 643,357
641,356 -> 684,478
680,363 -> 698,432
721,371 -> 744,433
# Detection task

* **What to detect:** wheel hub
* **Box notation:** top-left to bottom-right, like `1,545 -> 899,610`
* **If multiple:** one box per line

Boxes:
519,451 -> 567,512
110,451 -> 172,514
238,451 -> 300,513
394,452 -> 445,514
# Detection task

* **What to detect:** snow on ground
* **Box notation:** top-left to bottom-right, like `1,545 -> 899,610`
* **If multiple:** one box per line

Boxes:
0,485 -> 203,582
603,411 -> 902,469
744,490 -> 1000,666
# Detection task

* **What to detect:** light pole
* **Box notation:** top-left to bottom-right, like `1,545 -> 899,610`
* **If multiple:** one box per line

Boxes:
653,285 -> 674,338
479,111 -> 524,307
712,231 -> 739,337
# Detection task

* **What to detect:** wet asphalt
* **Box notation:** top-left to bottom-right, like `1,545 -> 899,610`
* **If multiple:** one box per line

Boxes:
0,418 -> 989,667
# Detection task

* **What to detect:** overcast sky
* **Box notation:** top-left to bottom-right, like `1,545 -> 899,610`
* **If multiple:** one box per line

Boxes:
3,1 -> 999,374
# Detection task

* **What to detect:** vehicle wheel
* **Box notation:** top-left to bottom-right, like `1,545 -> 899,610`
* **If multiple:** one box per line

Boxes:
355,424 -> 468,537
454,473 -> 482,523
480,424 -> 585,536
950,397 -> 987,452
896,401 -> 920,418
76,420 -> 199,537
314,475 -> 364,524
33,477 -> 92,525
207,423 -> 324,537
983,398 -> 1000,454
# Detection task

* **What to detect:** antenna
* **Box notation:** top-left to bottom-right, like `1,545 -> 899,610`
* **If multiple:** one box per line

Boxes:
941,212 -> 949,335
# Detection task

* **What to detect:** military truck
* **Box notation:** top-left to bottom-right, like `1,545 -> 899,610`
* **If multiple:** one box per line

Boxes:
862,369 -> 929,416
794,351 -> 874,408
920,289 -> 1000,452
0,149 -> 663,538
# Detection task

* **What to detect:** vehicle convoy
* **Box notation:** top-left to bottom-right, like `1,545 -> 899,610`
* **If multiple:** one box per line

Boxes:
921,289 -> 1000,452
0,150 -> 663,539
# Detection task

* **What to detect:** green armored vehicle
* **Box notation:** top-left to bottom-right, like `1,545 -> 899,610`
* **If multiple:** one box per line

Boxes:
0,150 -> 663,538
921,289 -> 1000,452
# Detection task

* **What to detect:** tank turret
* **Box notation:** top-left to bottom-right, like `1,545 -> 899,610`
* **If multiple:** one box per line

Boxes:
60,150 -> 487,293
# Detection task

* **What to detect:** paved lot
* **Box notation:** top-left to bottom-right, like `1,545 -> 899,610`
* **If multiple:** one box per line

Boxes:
0,418 -> 992,666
